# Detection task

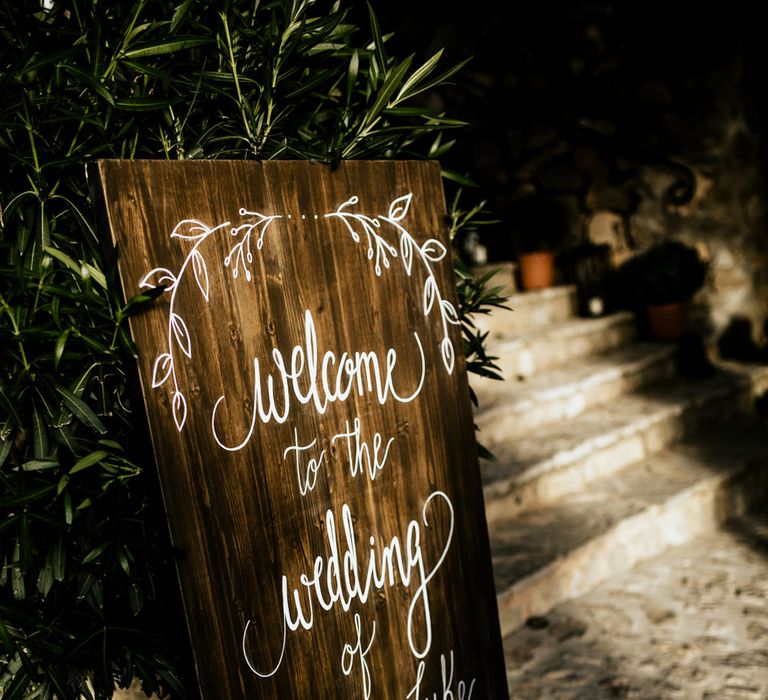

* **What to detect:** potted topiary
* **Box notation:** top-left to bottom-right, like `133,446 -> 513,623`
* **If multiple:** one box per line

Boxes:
620,239 -> 708,340
558,241 -> 613,317
509,195 -> 570,290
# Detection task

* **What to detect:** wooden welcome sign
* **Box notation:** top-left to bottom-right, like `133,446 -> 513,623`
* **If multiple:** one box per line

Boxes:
91,160 -> 507,698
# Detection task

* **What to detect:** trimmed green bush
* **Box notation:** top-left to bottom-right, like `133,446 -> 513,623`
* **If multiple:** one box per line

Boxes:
620,239 -> 708,306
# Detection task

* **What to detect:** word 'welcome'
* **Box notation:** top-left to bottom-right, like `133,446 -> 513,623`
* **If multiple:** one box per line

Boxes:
211,309 -> 426,451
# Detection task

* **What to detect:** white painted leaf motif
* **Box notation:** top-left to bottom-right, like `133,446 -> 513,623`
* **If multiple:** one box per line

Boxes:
421,239 -> 447,262
440,299 -> 459,325
171,219 -> 210,240
388,193 -> 412,222
139,267 -> 177,290
400,234 -> 414,275
190,249 -> 209,301
441,337 -> 455,374
423,276 -> 437,315
172,391 -> 187,431
151,353 -> 173,388
170,313 -> 192,358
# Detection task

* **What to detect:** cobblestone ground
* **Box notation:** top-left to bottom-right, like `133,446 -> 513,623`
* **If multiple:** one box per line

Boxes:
504,512 -> 768,699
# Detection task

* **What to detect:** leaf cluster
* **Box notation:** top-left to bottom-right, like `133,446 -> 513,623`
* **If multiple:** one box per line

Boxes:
0,1 -> 503,696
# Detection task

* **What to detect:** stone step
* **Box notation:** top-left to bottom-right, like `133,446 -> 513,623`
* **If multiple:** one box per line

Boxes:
474,285 -> 577,340
476,311 -> 637,382
491,421 -> 768,637
475,343 -> 678,444
482,363 -> 768,523
503,511 -> 768,698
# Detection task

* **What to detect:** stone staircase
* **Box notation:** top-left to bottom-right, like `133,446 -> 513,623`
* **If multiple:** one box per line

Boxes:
472,286 -> 768,650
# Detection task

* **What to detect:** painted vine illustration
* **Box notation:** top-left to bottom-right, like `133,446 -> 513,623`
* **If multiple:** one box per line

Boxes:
140,194 -> 459,432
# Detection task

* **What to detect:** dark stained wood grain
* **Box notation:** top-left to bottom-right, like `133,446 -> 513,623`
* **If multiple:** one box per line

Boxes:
90,160 -> 508,699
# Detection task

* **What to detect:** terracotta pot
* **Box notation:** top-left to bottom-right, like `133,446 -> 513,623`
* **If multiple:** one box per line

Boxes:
518,251 -> 555,290
646,302 -> 688,340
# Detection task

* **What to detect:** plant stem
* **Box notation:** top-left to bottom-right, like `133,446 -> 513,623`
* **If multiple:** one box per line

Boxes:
0,291 -> 30,371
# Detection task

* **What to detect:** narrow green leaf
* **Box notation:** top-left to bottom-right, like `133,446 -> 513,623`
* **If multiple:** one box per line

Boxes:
36,560 -> 54,598
49,194 -> 99,245
1,667 -> 30,700
63,490 -> 73,525
366,56 -> 413,123
284,66 -> 339,100
429,136 -> 456,159
346,49 -> 359,102
306,42 -> 344,55
54,329 -> 71,370
120,59 -> 173,81
69,450 -> 109,474
61,65 -> 116,106
71,364 -> 97,398
441,168 -> 479,187
0,190 -> 37,224
396,49 -> 443,100
382,106 -> 438,117
477,441 -> 496,461
125,20 -> 153,44
42,245 -> 80,274
52,535 -> 66,581
170,0 -> 194,33
31,407 -> 48,459
81,262 -> 107,290
0,435 -> 11,469
0,418 -> 12,441
53,384 -> 107,434
81,541 -> 110,564
2,485 -> 57,509
397,57 -> 471,102
11,563 -> 25,601
75,573 -> 94,602
121,285 -> 165,317
76,498 -> 92,510
122,36 -> 211,58
53,426 -> 78,454
117,547 -> 131,576
367,3 -> 387,73
38,200 -> 50,248
57,474 -> 69,497
22,460 -> 59,471
115,97 -> 178,111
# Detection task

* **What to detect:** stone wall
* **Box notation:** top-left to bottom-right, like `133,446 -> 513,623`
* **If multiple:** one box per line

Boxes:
613,57 -> 768,341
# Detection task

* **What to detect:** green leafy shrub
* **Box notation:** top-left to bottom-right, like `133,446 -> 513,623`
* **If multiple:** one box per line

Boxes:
619,239 -> 709,306
0,1 -> 503,697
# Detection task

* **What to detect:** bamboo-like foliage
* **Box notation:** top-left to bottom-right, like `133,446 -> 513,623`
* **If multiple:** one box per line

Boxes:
0,1 -> 503,696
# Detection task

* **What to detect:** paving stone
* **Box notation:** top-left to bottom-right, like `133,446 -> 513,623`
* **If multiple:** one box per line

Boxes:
505,513 -> 768,698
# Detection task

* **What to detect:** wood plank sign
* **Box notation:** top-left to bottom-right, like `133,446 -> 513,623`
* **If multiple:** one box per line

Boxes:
90,160 -> 508,698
